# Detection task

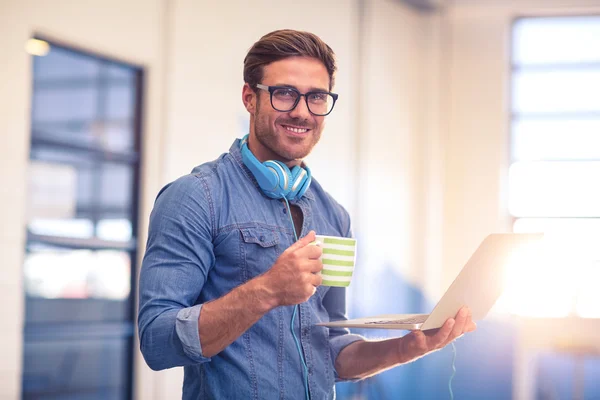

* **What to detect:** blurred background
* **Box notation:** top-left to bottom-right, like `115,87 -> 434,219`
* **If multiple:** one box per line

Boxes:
1,0 -> 600,399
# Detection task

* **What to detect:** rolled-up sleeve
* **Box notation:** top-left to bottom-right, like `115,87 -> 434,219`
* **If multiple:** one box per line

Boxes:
175,304 -> 209,362
138,174 -> 214,371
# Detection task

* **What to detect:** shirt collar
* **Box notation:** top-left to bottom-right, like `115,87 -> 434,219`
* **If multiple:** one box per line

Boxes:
230,138 -> 315,201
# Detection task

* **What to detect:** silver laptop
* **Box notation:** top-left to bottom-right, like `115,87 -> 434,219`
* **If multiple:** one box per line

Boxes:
317,233 -> 543,331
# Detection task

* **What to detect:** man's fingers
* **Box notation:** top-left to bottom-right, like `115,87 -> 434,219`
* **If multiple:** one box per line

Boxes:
308,259 -> 323,273
409,331 -> 427,352
449,307 -> 469,339
465,321 -> 477,333
409,310 -> 477,355
310,272 -> 323,287
461,308 -> 476,333
432,319 -> 454,347
286,231 -> 316,253
297,242 -> 323,260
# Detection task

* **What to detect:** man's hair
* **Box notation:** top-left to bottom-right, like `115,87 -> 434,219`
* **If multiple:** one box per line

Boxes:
244,29 -> 337,91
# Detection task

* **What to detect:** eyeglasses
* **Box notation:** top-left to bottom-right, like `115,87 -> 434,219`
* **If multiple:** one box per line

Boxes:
256,84 -> 338,116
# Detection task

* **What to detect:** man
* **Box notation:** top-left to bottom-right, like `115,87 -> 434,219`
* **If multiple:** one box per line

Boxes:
138,29 -> 476,399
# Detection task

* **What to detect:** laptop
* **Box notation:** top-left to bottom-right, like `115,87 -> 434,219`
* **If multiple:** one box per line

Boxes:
317,233 -> 543,331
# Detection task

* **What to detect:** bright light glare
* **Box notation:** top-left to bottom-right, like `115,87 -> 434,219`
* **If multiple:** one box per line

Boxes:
25,38 -> 50,56
512,119 -> 600,161
513,17 -> 600,65
29,218 -> 94,238
24,250 -> 130,300
575,260 -> 600,318
496,238 -> 574,317
508,161 -> 600,217
97,219 -> 132,241
512,70 -> 600,113
494,223 -> 600,318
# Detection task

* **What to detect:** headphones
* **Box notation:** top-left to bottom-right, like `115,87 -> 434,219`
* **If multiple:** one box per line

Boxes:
240,134 -> 311,201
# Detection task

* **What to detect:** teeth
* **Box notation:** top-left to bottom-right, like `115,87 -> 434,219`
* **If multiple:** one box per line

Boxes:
284,125 -> 308,133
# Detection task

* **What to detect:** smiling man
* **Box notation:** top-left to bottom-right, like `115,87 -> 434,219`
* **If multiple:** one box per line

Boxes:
138,30 -> 476,399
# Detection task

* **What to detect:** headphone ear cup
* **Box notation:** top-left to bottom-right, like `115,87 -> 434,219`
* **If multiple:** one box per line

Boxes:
288,166 -> 307,200
240,136 -> 279,192
295,171 -> 311,199
263,160 -> 292,198
239,135 -> 311,200
296,165 -> 311,199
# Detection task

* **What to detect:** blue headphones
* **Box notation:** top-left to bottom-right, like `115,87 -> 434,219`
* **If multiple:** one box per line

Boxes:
240,134 -> 312,201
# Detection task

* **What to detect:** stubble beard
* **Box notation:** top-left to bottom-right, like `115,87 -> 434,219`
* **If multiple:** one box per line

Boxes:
254,101 -> 321,162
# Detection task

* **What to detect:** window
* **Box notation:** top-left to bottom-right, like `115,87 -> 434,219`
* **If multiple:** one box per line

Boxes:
506,16 -> 600,318
22,38 -> 142,400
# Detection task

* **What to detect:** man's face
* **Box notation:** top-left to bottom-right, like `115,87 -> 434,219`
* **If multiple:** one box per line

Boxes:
245,56 -> 330,164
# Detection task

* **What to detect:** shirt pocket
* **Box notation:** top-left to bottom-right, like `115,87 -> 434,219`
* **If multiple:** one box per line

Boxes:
239,226 -> 282,281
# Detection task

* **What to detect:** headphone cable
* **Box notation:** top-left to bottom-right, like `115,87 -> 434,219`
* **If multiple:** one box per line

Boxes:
449,341 -> 457,400
283,197 -> 311,400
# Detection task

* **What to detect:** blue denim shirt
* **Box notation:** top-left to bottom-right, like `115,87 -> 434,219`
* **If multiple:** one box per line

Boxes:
138,139 -> 364,399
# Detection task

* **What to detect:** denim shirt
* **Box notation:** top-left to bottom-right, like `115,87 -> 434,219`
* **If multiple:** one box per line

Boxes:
138,139 -> 364,399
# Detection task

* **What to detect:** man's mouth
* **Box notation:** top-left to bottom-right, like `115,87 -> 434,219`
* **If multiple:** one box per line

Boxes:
281,124 -> 310,134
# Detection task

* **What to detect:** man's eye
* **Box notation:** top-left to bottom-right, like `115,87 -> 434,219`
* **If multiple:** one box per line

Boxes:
309,93 -> 327,102
275,89 -> 296,98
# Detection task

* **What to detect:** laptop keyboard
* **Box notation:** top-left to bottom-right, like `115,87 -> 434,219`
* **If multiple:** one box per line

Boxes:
364,315 -> 428,325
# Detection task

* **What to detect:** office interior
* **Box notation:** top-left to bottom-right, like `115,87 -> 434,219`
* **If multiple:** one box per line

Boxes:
1,0 -> 600,398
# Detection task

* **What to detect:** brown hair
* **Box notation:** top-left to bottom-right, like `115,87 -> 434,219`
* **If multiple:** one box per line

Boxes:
244,29 -> 337,91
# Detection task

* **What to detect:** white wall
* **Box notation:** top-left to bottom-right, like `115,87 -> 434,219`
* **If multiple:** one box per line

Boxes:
0,0 -> 167,398
354,0 -> 444,307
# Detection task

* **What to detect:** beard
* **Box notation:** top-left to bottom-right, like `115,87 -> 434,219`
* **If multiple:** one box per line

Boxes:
254,101 -> 321,162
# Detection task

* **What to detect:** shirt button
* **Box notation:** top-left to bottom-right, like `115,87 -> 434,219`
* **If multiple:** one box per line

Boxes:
259,235 -> 265,242
282,207 -> 287,214
302,327 -> 309,335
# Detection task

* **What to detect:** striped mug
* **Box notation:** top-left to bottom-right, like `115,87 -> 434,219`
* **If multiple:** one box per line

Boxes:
313,235 -> 357,287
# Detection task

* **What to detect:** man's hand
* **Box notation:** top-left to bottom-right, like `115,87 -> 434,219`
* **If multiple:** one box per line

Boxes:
334,307 -> 477,380
261,230 -> 323,307
398,306 -> 477,363
197,231 -> 322,357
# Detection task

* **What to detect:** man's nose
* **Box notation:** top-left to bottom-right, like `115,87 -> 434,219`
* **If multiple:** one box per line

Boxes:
288,97 -> 311,120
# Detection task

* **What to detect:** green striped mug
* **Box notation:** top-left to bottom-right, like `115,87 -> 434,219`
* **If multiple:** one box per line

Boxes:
313,235 -> 357,287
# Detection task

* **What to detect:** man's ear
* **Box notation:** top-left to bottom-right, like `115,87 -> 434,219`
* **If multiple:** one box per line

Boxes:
242,83 -> 256,114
